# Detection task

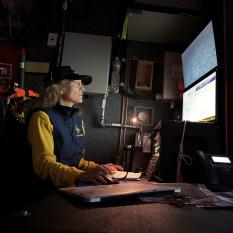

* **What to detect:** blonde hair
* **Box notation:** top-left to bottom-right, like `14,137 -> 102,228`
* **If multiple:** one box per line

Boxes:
32,80 -> 71,109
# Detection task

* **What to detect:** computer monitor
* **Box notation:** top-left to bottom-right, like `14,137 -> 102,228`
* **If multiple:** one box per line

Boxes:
182,21 -> 218,89
182,70 -> 217,122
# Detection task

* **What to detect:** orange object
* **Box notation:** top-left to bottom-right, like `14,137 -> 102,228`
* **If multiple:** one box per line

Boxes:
8,88 -> 25,98
27,90 -> 39,97
0,86 -> 39,99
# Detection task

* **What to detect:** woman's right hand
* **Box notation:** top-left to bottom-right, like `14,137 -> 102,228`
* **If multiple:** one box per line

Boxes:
76,165 -> 112,184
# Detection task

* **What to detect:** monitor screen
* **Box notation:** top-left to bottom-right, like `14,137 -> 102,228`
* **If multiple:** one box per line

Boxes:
182,71 -> 216,122
182,21 -> 217,89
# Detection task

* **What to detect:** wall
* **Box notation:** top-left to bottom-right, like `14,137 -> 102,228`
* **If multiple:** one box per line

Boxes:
69,40 -> 182,164
0,0 -> 187,166
114,40 -> 182,164
78,93 -> 122,164
62,33 -> 112,94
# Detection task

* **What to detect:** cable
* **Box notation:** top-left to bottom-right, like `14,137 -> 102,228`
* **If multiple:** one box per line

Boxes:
176,121 -> 193,182
117,171 -> 129,181
154,174 -> 164,182
135,125 -> 144,147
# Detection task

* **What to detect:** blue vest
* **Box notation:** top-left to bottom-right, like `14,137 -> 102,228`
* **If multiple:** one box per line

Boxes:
43,105 -> 85,166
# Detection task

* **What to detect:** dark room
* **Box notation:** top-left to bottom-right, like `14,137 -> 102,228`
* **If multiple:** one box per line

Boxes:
0,0 -> 233,232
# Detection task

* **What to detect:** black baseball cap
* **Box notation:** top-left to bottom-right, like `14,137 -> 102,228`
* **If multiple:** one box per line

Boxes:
51,66 -> 92,85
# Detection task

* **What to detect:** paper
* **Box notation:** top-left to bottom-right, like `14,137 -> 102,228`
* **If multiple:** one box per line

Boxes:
139,183 -> 233,208
112,171 -> 142,181
190,191 -> 233,208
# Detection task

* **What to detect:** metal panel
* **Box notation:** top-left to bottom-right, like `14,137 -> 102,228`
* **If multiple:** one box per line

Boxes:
163,52 -> 183,100
62,32 -> 111,94
134,0 -> 202,11
127,10 -> 203,44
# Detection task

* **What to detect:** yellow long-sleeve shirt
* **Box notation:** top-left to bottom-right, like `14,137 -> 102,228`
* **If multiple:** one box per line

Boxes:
27,111 -> 96,187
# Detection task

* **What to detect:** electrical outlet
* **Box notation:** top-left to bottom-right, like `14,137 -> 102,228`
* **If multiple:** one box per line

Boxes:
47,33 -> 58,47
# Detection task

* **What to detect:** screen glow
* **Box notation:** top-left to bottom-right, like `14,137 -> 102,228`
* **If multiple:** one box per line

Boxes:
182,71 -> 216,122
182,21 -> 217,89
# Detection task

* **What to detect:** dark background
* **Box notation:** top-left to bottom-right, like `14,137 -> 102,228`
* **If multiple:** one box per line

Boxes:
0,0 -> 231,165
0,0 -> 233,211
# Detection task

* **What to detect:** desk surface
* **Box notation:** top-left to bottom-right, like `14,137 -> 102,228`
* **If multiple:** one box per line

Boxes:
1,184 -> 233,233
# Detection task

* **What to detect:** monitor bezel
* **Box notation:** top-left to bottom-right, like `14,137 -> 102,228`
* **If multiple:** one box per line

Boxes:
181,20 -> 218,90
182,67 -> 218,123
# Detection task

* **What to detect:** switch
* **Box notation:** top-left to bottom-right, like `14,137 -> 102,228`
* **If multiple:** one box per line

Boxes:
47,33 -> 58,47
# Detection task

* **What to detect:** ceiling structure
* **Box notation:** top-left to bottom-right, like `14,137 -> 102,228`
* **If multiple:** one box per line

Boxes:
1,0 -> 206,47
127,10 -> 204,46
66,0 -> 205,47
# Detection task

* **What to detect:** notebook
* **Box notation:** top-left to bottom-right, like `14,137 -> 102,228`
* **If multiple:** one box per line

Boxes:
59,182 -> 181,203
112,171 -> 142,181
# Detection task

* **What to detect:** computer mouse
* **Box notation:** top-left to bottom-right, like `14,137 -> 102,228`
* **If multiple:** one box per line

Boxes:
103,174 -> 119,184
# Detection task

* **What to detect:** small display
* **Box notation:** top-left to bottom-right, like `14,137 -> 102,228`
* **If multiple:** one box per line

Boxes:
212,156 -> 231,164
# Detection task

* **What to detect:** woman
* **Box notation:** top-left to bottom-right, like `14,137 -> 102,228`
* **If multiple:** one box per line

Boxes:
28,66 -> 122,187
